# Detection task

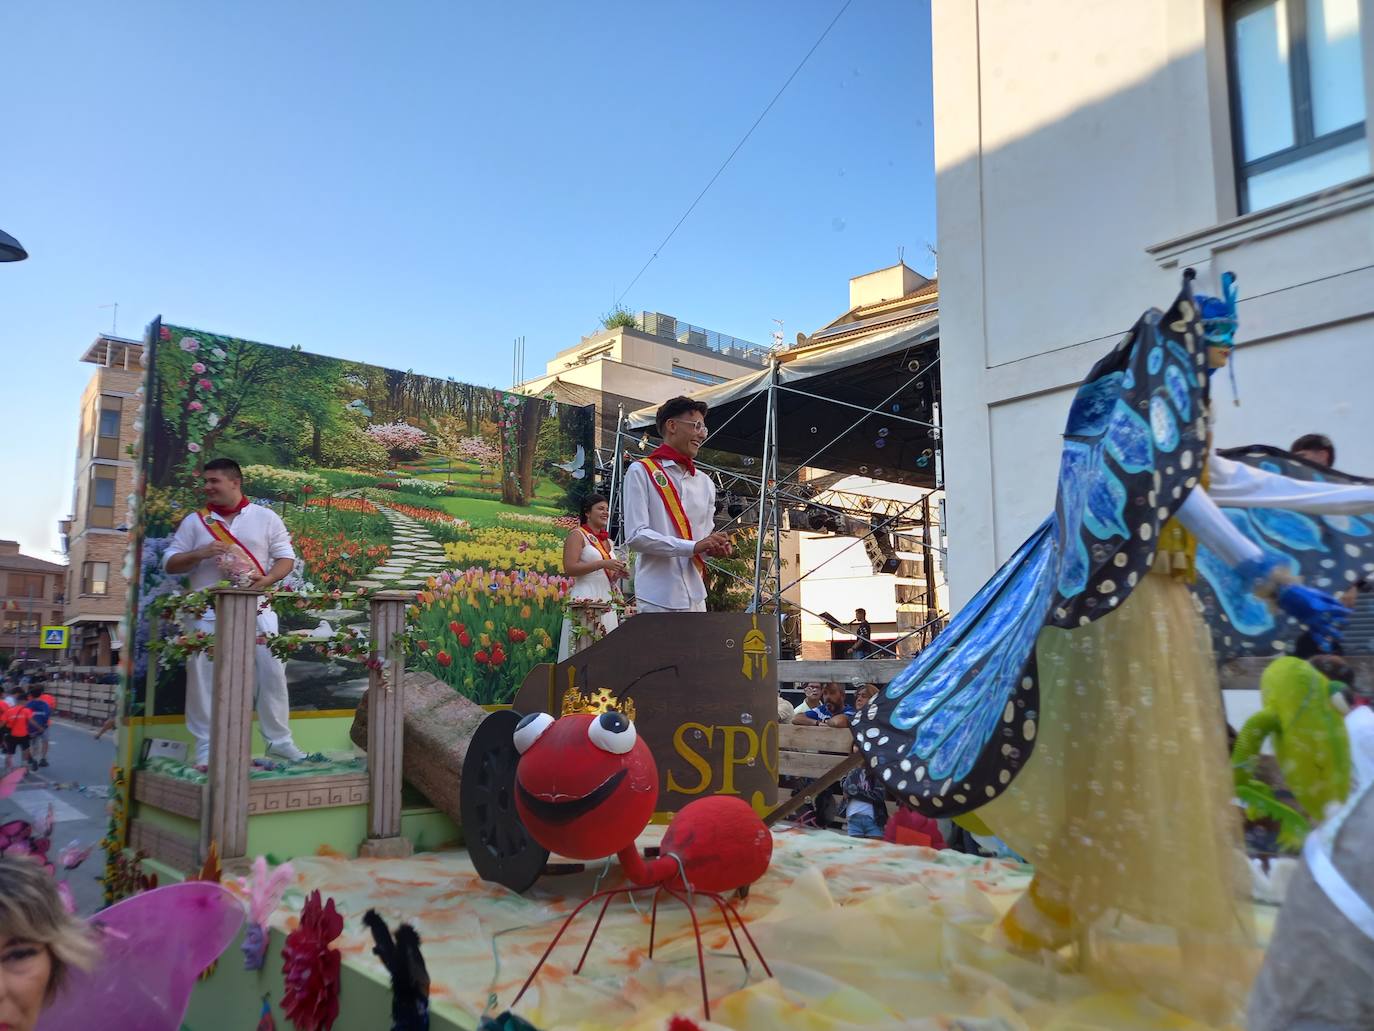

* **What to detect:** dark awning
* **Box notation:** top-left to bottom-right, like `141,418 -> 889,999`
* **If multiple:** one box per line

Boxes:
627,317 -> 941,488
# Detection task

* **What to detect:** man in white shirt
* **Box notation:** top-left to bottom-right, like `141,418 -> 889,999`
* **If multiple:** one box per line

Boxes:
622,397 -> 730,613
163,458 -> 306,765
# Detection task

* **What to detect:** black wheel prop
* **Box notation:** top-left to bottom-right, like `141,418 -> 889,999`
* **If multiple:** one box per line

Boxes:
460,710 -> 549,893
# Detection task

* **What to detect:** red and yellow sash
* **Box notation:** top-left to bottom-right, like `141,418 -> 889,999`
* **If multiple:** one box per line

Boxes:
581,527 -> 613,562
197,508 -> 267,578
639,458 -> 706,581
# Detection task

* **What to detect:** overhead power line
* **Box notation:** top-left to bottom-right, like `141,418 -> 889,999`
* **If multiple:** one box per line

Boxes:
612,0 -> 854,310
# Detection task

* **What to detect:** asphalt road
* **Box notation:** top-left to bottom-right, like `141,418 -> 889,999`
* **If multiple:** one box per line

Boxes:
6,718 -> 118,915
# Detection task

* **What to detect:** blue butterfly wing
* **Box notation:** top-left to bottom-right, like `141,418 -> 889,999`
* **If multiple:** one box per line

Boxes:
855,518 -> 1055,814
1194,445 -> 1374,661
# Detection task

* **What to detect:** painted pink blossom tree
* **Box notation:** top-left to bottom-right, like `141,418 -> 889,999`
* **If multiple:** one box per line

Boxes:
366,421 -> 429,466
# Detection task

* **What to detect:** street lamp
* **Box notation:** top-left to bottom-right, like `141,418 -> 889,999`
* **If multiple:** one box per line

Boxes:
0,228 -> 28,262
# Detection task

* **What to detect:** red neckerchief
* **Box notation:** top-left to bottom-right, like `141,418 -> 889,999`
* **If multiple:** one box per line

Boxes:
580,524 -> 610,543
648,444 -> 696,476
207,496 -> 250,518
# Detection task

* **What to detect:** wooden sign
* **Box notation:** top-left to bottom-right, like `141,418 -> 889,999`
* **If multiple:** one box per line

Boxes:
512,612 -> 779,815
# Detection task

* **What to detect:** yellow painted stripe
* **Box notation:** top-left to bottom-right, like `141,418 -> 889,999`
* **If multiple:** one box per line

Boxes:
130,709 -> 357,726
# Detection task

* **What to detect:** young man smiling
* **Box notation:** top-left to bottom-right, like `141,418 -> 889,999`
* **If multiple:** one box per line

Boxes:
622,396 -> 731,613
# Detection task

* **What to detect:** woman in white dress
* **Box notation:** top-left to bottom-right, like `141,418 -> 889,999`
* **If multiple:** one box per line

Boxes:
557,494 -> 627,660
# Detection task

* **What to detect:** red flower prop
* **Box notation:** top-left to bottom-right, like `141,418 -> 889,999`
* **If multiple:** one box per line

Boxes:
281,890 -> 343,1031
436,650 -> 452,668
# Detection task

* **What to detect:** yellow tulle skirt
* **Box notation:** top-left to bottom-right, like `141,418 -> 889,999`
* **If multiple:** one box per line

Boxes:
981,570 -> 1259,1024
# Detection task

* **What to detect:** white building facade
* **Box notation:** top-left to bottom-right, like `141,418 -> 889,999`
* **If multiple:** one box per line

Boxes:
934,0 -> 1374,608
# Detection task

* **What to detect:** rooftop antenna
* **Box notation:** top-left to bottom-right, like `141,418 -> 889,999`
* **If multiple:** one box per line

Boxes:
771,318 -> 785,352
897,245 -> 904,265
926,242 -> 938,276
99,302 -> 118,336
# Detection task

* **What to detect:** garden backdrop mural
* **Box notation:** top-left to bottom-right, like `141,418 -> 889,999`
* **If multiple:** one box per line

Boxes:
131,321 -> 594,714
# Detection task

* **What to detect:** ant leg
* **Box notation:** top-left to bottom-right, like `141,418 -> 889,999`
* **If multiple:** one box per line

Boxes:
665,887 -> 711,1022
701,892 -> 748,971
722,896 -> 773,979
574,888 -> 629,974
648,887 -> 663,959
512,888 -> 625,1009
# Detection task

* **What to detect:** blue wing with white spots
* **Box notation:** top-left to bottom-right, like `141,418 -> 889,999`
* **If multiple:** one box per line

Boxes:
1194,446 -> 1374,661
856,285 -> 1210,817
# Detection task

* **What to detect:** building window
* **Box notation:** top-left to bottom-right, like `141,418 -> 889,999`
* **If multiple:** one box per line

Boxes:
88,468 -> 117,529
7,573 -> 46,600
1228,0 -> 1368,213
3,614 -> 39,636
671,366 -> 727,386
95,395 -> 123,459
81,561 -> 110,596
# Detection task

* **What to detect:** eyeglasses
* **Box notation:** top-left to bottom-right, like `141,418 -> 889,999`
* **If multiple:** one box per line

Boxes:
670,419 -> 708,435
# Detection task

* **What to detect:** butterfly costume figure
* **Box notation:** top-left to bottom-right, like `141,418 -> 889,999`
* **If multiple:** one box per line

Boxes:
853,272 -> 1374,1023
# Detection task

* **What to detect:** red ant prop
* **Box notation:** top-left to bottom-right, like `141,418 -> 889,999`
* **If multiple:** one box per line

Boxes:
509,709 -> 774,1019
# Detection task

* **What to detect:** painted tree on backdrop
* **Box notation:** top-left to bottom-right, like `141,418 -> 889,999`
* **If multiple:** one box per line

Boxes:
152,333 -> 342,488
493,391 -> 548,507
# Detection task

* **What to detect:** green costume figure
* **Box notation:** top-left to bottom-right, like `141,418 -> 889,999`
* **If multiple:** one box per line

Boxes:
1232,655 -> 1351,825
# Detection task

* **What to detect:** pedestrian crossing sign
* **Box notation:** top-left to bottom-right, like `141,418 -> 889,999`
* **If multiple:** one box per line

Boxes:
40,626 -> 68,649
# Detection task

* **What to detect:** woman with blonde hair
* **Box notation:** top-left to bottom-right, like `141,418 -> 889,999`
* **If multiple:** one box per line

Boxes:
0,857 -> 97,1031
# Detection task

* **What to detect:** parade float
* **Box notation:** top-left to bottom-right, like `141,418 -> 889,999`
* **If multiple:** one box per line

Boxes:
76,288 -> 1374,1030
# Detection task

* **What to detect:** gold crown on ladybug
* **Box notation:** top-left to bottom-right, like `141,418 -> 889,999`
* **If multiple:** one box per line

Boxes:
560,685 -> 636,721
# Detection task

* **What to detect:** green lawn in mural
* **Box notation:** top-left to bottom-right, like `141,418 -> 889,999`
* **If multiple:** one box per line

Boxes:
132,321 -> 592,714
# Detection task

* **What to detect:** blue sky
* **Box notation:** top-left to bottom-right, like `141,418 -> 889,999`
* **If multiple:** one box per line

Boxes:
0,1 -> 935,559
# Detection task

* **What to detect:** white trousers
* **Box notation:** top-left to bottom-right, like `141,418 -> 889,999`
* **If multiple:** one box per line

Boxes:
636,598 -> 706,614
185,635 -> 295,761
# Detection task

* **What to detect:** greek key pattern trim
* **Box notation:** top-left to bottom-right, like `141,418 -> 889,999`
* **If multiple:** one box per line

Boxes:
247,773 -> 369,815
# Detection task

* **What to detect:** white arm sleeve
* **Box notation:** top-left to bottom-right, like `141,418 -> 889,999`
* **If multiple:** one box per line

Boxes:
266,511 -> 295,562
622,463 -> 697,557
1208,454 -> 1374,515
1175,485 -> 1264,569
162,513 -> 201,568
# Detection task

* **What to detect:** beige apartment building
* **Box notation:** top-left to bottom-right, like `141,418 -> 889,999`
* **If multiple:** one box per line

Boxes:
61,334 -> 143,668
516,314 -> 770,446
0,542 -> 65,664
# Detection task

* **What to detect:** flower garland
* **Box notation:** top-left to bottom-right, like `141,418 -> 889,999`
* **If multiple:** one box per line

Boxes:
149,585 -> 394,669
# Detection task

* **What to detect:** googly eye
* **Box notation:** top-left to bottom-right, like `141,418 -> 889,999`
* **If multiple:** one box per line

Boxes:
588,710 -> 637,754
513,712 -> 554,754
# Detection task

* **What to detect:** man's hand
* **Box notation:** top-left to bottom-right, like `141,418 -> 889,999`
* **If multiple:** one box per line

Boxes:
694,532 -> 730,557
201,541 -> 233,561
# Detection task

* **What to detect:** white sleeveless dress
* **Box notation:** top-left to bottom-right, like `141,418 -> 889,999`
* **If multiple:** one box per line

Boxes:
556,531 -> 621,661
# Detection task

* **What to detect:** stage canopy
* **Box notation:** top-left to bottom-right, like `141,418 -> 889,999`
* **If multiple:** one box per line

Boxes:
626,316 -> 941,489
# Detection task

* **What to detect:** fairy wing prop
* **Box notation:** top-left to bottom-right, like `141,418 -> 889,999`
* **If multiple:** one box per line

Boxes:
39,882 -> 244,1031
856,287 -> 1210,817
1194,445 -> 1374,663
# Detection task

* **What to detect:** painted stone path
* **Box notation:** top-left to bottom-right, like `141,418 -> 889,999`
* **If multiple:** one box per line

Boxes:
349,504 -> 451,591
